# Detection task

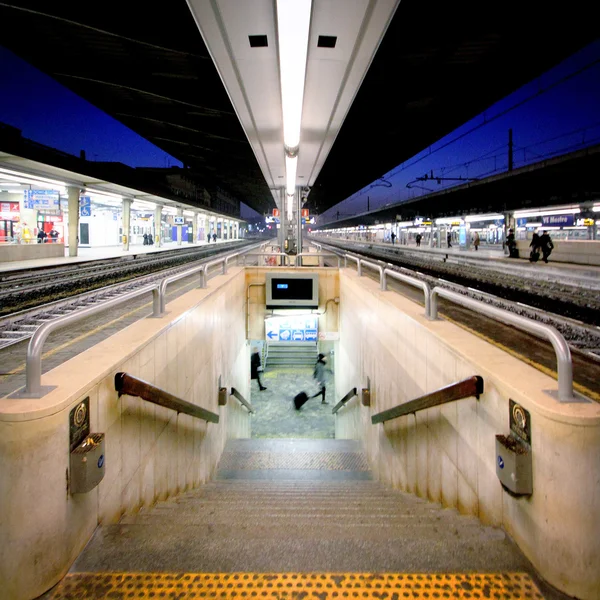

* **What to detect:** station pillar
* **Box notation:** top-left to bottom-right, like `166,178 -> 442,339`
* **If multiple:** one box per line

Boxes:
154,204 -> 163,248
122,198 -> 131,251
190,213 -> 197,243
177,208 -> 183,245
67,186 -> 80,257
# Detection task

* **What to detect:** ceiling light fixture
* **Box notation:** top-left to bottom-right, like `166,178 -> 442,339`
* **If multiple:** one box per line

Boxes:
277,0 -> 311,197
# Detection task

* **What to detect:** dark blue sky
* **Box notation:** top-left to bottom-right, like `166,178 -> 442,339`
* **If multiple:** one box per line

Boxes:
321,38 -> 600,222
1,38 -> 599,221
0,45 -> 183,168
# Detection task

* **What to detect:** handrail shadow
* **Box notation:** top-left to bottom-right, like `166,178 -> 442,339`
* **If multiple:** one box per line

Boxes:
371,376 -> 483,424
115,372 -> 219,423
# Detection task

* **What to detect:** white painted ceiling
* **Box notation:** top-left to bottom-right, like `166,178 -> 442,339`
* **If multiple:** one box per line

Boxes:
186,0 -> 401,204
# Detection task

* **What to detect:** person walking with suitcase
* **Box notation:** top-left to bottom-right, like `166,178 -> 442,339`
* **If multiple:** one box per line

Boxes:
251,348 -> 267,391
310,353 -> 328,404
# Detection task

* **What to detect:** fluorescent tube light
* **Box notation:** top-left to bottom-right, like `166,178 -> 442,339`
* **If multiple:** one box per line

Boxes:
513,207 -> 580,217
276,0 -> 311,149
285,155 -> 298,196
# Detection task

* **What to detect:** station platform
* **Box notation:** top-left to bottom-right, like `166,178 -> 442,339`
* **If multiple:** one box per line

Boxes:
316,237 -> 600,283
0,239 -> 241,274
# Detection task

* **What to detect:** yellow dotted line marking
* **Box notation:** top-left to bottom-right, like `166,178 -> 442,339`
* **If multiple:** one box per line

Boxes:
49,572 -> 544,599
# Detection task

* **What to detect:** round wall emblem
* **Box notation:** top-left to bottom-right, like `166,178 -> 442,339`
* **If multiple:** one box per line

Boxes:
74,402 -> 87,427
512,404 -> 527,431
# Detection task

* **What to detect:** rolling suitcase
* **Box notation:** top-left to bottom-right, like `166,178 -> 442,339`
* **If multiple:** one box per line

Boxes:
294,391 -> 309,410
529,250 -> 539,262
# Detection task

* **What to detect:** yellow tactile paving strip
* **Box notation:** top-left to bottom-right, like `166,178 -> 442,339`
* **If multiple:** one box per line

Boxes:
49,572 -> 545,599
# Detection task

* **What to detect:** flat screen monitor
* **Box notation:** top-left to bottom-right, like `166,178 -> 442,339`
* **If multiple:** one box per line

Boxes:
265,273 -> 319,309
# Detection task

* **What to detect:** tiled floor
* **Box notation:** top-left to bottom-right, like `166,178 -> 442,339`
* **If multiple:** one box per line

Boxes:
250,365 -> 335,439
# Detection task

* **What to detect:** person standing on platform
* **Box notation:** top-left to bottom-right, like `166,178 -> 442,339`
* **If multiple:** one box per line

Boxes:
539,230 -> 554,263
251,348 -> 267,391
473,231 -> 480,251
310,353 -> 328,404
143,233 -> 148,245
447,232 -> 452,248
529,232 -> 541,262
148,233 -> 154,245
391,231 -> 396,245
416,233 -> 422,247
213,233 -> 217,243
506,228 -> 516,257
37,228 -> 47,243
49,228 -> 59,243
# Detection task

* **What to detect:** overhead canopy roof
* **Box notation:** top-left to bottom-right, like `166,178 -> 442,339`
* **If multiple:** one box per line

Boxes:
0,1 -> 596,215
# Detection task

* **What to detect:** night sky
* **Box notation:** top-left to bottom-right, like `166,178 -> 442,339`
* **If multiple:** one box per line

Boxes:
1,37 -> 599,221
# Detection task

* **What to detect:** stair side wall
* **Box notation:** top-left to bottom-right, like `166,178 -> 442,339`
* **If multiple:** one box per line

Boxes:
0,268 -> 251,600
335,269 -> 600,600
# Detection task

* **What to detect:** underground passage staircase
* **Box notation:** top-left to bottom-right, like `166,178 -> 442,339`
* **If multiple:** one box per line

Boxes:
49,439 -> 546,599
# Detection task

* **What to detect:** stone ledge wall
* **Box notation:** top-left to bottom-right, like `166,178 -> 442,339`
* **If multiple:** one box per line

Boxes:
335,269 -> 600,600
0,268 -> 251,600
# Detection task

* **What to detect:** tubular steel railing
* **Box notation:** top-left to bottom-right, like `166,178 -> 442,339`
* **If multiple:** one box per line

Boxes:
331,387 -> 358,414
371,376 -> 484,424
23,284 -> 161,397
430,288 -> 575,402
316,240 -> 577,403
230,387 -> 255,413
294,253 -> 341,267
115,372 -> 219,423
382,267 -> 432,318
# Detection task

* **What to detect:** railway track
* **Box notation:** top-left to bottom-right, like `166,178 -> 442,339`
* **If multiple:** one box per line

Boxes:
0,241 -> 250,317
0,242 -> 253,351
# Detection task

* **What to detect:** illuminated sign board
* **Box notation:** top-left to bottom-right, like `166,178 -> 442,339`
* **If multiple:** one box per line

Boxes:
541,214 -> 574,227
174,216 -> 184,225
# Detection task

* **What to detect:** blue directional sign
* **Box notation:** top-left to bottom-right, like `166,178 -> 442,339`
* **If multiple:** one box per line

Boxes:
265,316 -> 319,343
24,189 -> 60,210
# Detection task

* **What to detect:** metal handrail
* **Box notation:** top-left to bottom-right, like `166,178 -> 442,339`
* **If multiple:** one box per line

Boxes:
332,387 -> 358,414
294,252 -> 341,267
383,267 -> 432,318
159,264 -> 205,313
345,254 -> 360,273
371,376 -> 483,424
115,372 -> 219,423
24,284 -> 161,397
241,252 -> 291,266
160,243 -> 261,310
202,244 -> 260,285
359,259 -> 384,289
430,287 -> 575,402
230,387 -> 255,413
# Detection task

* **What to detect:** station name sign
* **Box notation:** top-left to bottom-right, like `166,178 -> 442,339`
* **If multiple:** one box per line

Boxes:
541,214 -> 574,226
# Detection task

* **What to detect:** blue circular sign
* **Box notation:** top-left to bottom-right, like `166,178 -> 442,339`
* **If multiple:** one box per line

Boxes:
97,454 -> 104,469
497,456 -> 504,469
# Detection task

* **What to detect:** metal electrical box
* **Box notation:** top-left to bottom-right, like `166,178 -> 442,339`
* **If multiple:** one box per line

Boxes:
495,434 -> 532,495
70,433 -> 105,494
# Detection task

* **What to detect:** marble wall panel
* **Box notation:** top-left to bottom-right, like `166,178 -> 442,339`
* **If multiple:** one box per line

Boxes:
334,268 -> 600,600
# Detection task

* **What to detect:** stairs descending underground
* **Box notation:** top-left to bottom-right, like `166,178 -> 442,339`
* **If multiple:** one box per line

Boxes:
48,439 -> 549,599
